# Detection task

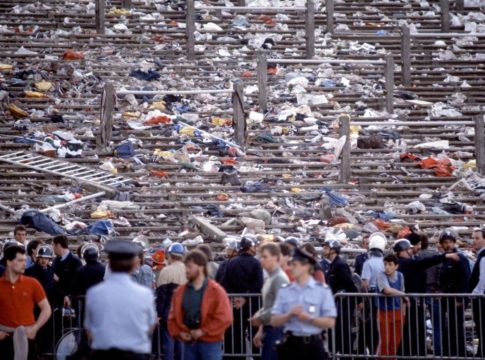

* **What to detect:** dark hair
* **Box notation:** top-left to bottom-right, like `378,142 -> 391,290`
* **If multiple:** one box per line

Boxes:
197,244 -> 213,261
27,240 -> 43,258
419,233 -> 429,250
279,243 -> 292,257
110,257 -> 135,273
260,243 -> 281,259
53,235 -> 69,249
14,225 -> 26,236
383,254 -> 399,265
185,250 -> 208,276
473,227 -> 485,239
4,245 -> 26,262
301,243 -> 317,258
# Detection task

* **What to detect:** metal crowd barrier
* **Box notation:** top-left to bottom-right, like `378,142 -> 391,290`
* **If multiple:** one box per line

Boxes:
46,292 -> 485,359
47,294 -> 263,359
331,293 -> 485,360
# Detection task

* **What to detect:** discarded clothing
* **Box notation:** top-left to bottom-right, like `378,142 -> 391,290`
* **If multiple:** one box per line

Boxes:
129,69 -> 161,81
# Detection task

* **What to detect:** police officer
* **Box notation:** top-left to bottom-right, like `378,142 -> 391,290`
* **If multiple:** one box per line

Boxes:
358,232 -> 387,356
437,230 -> 471,356
25,245 -> 56,355
324,240 -> 357,360
84,240 -> 157,360
393,238 -> 459,357
470,227 -> 485,358
271,248 -> 336,360
222,235 -> 263,360
72,243 -> 105,298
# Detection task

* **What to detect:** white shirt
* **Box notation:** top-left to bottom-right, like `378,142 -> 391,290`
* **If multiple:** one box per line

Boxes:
85,273 -> 156,353
473,248 -> 485,295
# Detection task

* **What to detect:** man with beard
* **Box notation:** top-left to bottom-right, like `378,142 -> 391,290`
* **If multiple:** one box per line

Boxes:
168,250 -> 232,360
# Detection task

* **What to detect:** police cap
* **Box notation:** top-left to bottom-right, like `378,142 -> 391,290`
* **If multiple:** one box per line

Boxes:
104,240 -> 140,259
291,247 -> 316,265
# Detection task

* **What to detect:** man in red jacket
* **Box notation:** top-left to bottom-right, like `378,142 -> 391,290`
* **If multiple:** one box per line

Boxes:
169,250 -> 233,360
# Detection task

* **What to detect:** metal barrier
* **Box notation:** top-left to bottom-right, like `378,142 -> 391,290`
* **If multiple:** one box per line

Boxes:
331,293 -> 485,360
46,292 -> 485,359
47,293 -> 263,358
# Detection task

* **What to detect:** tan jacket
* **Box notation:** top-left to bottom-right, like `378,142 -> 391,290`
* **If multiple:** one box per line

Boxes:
157,261 -> 187,287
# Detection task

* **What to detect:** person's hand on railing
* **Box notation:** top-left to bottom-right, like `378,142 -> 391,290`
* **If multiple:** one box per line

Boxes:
0,331 -> 10,341
233,296 -> 246,309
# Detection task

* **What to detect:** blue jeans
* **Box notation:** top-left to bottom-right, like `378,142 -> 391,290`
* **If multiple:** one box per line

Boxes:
184,340 -> 223,360
162,324 -> 184,360
262,326 -> 284,360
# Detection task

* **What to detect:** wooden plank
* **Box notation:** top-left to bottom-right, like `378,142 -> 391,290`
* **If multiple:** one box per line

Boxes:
256,51 -> 268,112
440,0 -> 450,32
475,113 -> 485,175
339,114 -> 351,183
98,82 -> 115,149
385,53 -> 394,114
456,0 -> 464,12
232,83 -> 246,147
186,0 -> 195,60
401,25 -> 411,87
95,0 -> 105,35
326,0 -> 334,34
305,0 -> 315,59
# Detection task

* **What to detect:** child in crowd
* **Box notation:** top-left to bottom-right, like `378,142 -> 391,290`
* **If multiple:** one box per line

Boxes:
376,254 -> 409,359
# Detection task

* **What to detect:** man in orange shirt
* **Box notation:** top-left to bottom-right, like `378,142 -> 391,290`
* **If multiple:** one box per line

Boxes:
0,245 -> 52,360
168,250 -> 233,360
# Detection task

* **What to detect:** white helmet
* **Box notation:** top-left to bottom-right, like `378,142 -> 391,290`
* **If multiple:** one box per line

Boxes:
368,232 -> 387,252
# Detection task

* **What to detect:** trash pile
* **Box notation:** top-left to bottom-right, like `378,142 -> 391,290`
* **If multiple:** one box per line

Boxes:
0,0 -> 484,257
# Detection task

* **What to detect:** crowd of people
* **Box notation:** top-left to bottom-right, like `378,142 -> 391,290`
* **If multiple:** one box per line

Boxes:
0,224 -> 484,360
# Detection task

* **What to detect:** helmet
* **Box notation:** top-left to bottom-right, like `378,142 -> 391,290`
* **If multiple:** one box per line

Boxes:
285,237 -> 300,248
324,239 -> 341,254
240,235 -> 257,251
225,238 -> 240,251
393,239 -> 412,253
161,238 -> 173,251
167,243 -> 185,256
37,245 -> 54,258
439,229 -> 457,243
81,243 -> 99,262
132,235 -> 147,252
368,232 -> 387,252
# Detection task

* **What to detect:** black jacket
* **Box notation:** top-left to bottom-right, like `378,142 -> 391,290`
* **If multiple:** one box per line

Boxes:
223,252 -> 263,294
52,252 -> 82,302
328,255 -> 358,294
25,264 -> 56,303
71,262 -> 105,297
398,254 -> 447,293
439,250 -> 470,293
354,253 -> 368,277
156,283 -> 179,324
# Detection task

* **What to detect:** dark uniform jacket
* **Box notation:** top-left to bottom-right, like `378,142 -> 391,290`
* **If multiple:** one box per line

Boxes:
71,261 -> 105,297
398,254 -> 447,293
328,255 -> 358,294
223,252 -> 263,294
52,252 -> 82,304
439,250 -> 471,293
25,263 -> 56,303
